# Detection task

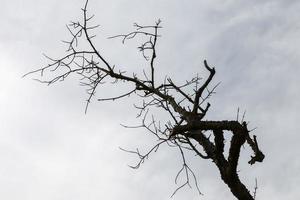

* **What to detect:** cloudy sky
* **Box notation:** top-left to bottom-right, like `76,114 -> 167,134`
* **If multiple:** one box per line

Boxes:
1,0 -> 300,199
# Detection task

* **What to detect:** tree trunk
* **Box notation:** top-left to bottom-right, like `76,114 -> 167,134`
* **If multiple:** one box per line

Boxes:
219,168 -> 254,200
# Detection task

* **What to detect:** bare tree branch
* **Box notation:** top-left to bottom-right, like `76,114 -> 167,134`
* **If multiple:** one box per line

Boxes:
24,1 -> 265,199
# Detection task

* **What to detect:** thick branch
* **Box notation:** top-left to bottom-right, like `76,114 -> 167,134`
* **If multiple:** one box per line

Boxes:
172,120 -> 245,133
172,120 -> 264,165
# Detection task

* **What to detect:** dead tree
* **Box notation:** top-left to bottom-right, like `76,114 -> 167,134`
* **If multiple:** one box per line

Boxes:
25,0 -> 265,199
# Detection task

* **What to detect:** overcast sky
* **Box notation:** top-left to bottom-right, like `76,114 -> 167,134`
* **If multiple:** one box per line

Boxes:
1,0 -> 300,200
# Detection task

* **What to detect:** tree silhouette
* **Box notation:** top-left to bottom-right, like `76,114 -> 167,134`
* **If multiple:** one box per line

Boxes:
25,0 -> 265,199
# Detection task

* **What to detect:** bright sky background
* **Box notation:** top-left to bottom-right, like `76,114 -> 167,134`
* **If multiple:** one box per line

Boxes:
1,0 -> 300,200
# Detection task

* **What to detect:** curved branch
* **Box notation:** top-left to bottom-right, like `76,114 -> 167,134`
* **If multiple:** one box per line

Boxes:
192,60 -> 215,114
